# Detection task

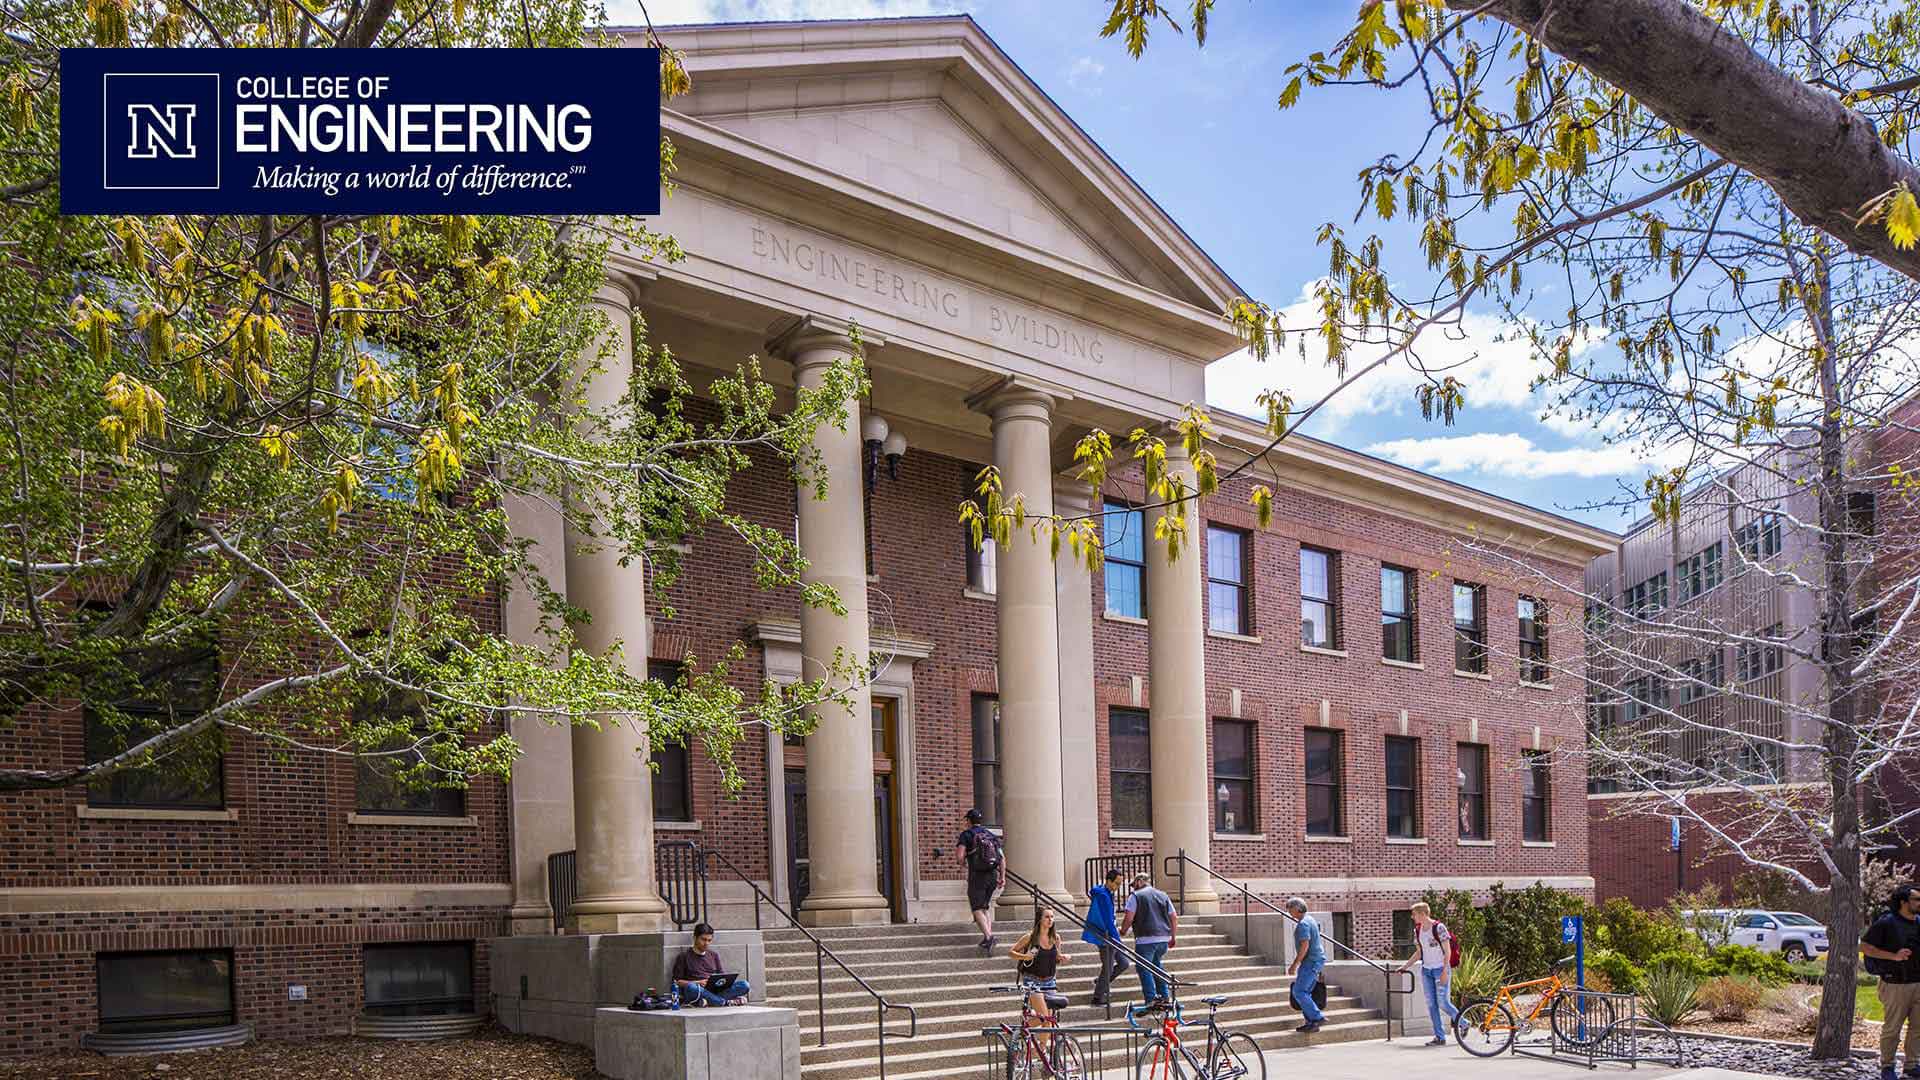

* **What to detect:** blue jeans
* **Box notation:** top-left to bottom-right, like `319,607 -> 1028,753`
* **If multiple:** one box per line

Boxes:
1421,966 -> 1460,1041
1134,942 -> 1170,1002
678,979 -> 750,1007
1292,958 -> 1325,1023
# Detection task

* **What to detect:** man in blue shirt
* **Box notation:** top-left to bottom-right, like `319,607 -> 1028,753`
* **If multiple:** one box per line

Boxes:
1285,897 -> 1325,1033
1081,868 -> 1131,1005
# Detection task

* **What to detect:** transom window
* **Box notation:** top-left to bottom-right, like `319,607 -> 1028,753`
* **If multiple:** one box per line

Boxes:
1300,547 -> 1339,649
1453,582 -> 1487,674
1385,735 -> 1420,839
1103,501 -> 1147,619
1212,719 -> 1255,834
1305,728 -> 1344,837
1457,743 -> 1489,841
1206,526 -> 1251,635
1518,596 -> 1549,684
97,950 -> 234,1034
1109,707 -> 1152,831
1380,564 -> 1417,663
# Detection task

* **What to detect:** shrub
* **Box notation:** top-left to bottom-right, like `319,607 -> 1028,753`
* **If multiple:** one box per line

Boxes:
1786,960 -> 1826,985
1591,897 -> 1698,964
1646,950 -> 1711,980
1420,888 -> 1487,956
1451,949 -> 1508,1002
1640,963 -> 1702,1025
1586,949 -> 1645,994
1760,987 -> 1819,1036
1705,944 -> 1794,987
1479,882 -> 1590,978
1698,976 -> 1766,1021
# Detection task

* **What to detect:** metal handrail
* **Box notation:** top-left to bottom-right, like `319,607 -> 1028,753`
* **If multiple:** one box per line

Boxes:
1162,849 -> 1412,1041
656,841 -> 918,1077
999,864 -> 1186,1023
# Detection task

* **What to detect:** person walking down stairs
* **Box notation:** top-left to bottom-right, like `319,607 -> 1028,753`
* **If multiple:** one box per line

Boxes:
1009,908 -> 1071,1023
1284,898 -> 1326,1033
1082,868 -> 1131,1007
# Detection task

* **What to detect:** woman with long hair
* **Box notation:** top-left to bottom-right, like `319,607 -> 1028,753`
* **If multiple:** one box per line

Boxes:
1008,907 -> 1070,1021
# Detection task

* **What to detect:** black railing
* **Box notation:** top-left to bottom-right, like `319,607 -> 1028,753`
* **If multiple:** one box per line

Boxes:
546,850 -> 577,933
656,840 -> 710,928
1001,864 -> 1186,1024
656,840 -> 917,1078
1163,849 -> 1412,1042
1082,853 -> 1153,900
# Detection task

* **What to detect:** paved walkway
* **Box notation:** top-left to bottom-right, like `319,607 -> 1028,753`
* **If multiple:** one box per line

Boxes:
1101,1035 -> 1782,1079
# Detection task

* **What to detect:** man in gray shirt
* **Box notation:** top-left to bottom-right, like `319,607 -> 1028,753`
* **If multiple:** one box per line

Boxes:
1119,872 -> 1178,1007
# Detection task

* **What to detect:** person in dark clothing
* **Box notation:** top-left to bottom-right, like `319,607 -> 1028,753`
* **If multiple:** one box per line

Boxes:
956,808 -> 1005,952
1865,885 -> 1920,1080
1009,907 -> 1070,1022
671,922 -> 750,1007
1080,868 -> 1131,1006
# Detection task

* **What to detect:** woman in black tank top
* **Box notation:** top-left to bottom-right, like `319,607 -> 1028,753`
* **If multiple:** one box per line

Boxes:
1009,908 -> 1070,1020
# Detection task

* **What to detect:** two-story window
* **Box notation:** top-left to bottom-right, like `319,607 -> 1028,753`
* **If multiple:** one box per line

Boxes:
85,634 -> 224,810
1679,650 -> 1726,703
647,660 -> 693,823
1109,707 -> 1152,831
971,694 -> 1003,828
1380,565 -> 1418,663
1300,547 -> 1339,649
1453,583 -> 1487,674
1304,728 -> 1343,836
1734,512 -> 1783,560
1677,542 -> 1724,602
1736,625 -> 1785,681
1103,501 -> 1147,619
1457,744 -> 1489,840
1625,572 -> 1668,618
1522,752 -> 1552,842
1206,526 -> 1251,635
1385,736 -> 1420,839
1518,596 -> 1549,684
1212,719 -> 1255,834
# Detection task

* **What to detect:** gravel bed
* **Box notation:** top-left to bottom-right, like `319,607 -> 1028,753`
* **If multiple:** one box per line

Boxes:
0,1026 -> 598,1079
1676,1034 -> 1881,1079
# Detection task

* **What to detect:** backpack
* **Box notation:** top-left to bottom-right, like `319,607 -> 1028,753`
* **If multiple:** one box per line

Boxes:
967,828 -> 1004,873
1434,921 -> 1462,968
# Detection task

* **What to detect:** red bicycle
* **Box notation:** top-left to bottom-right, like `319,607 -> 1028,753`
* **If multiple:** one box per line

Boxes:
989,984 -> 1086,1080
1128,996 -> 1266,1080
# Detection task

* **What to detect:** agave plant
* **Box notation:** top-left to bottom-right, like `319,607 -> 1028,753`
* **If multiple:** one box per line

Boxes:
1641,962 -> 1703,1026
1450,950 -> 1508,1003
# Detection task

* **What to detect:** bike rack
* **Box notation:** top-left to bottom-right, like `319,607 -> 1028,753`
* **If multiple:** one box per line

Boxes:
979,1020 -> 1146,1078
1507,988 -> 1685,1070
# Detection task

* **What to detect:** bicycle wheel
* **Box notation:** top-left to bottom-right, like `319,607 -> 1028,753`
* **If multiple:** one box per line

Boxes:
1007,1036 -> 1034,1080
1206,1031 -> 1265,1080
1048,1033 -> 1087,1079
1135,1035 -> 1188,1080
1454,998 -> 1518,1057
1548,992 -> 1618,1049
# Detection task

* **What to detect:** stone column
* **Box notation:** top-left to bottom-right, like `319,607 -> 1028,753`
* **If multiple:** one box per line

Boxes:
970,381 -> 1072,903
772,316 -> 890,928
1054,476 -> 1099,903
504,483 -> 576,935
1145,439 -> 1219,911
564,277 -> 669,933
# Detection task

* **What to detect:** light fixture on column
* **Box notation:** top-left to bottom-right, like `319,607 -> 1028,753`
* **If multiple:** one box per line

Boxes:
882,429 -> 907,479
861,412 -> 890,494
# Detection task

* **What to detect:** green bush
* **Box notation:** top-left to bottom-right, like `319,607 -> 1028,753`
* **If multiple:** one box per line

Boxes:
1590,897 -> 1699,964
1420,887 -> 1487,956
1451,949 -> 1508,1002
1786,960 -> 1826,985
1640,963 -> 1702,1025
1585,949 -> 1645,994
1705,944 -> 1794,986
1478,882 -> 1591,978
1646,950 -> 1712,980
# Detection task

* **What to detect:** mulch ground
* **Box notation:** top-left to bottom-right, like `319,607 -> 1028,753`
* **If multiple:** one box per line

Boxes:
0,1027 -> 599,1080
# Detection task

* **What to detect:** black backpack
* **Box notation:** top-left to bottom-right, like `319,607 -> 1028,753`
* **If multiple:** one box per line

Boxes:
967,828 -> 1004,873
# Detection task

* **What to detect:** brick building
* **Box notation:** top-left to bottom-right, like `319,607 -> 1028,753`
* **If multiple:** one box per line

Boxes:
0,16 -> 1616,1059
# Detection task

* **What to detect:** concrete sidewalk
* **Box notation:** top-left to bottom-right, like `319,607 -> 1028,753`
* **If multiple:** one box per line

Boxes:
1104,1035 -> 1780,1080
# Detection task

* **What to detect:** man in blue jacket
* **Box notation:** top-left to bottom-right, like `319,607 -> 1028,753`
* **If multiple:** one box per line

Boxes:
1081,868 -> 1132,1006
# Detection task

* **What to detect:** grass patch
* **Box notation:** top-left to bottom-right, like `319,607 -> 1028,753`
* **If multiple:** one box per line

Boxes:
1860,982 -> 1884,1022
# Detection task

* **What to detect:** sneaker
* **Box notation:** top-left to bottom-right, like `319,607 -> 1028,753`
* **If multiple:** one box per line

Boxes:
1296,1022 -> 1321,1033
984,936 -> 997,953
1427,1037 -> 1448,1047
1882,1068 -> 1897,1080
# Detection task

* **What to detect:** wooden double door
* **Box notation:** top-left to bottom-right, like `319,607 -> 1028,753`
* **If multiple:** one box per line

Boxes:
785,698 -> 906,921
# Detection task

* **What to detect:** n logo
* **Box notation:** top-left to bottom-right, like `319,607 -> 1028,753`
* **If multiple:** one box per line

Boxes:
126,103 -> 198,159
102,73 -> 219,191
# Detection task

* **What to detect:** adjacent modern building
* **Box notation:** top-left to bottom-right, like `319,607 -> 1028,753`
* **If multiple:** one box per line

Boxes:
0,16 -> 1618,1059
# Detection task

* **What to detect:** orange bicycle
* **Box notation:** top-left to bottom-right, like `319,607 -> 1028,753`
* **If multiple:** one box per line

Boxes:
1456,955 -> 1614,1057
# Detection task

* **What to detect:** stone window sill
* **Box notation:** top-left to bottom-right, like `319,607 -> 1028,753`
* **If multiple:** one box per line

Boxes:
1382,657 -> 1424,671
1214,832 -> 1265,842
1304,834 -> 1352,844
1454,669 -> 1492,682
1522,840 -> 1556,848
1457,838 -> 1496,847
1520,680 -> 1555,691
1207,629 -> 1262,644
1102,612 -> 1148,628
77,805 -> 237,822
347,813 -> 476,828
656,819 -> 702,832
1384,837 -> 1428,846
962,588 -> 996,602
1109,829 -> 1153,840
1300,644 -> 1348,658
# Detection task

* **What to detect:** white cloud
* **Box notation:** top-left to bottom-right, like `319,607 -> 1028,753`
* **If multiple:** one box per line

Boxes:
606,0 -> 973,25
1065,56 -> 1105,91
1362,431 -> 1685,481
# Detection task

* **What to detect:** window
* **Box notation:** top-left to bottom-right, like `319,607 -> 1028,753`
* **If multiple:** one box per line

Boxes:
1305,728 -> 1343,836
1380,564 -> 1418,663
1453,583 -> 1487,674
1330,911 -> 1353,952
1523,751 -> 1552,842
1385,736 -> 1421,839
1518,596 -> 1549,684
1300,547 -> 1339,649
1585,594 -> 1613,634
1677,542 -> 1725,602
1103,501 -> 1146,619
84,636 -> 224,810
1457,744 -> 1488,840
1625,572 -> 1668,618
965,535 -> 998,595
1212,719 -> 1255,834
1623,676 -> 1670,722
97,950 -> 234,1034
1391,910 -> 1416,960
1734,512 -> 1782,560
1737,625 -> 1785,681
1850,491 -> 1878,538
648,660 -> 693,823
1109,707 -> 1152,831
1680,650 -> 1726,703
363,942 -> 475,1017
1206,526 -> 1251,635
971,695 -> 1003,828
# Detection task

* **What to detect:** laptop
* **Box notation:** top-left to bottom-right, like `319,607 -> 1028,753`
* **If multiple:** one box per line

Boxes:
704,972 -> 739,994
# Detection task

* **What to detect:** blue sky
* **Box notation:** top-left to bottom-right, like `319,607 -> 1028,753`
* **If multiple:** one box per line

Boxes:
623,0 -> 1659,531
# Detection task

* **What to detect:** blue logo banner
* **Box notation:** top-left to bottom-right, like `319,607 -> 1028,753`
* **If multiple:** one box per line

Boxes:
61,48 -> 662,215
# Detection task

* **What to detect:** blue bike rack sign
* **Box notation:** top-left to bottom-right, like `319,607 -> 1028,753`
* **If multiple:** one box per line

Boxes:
1562,915 -> 1585,988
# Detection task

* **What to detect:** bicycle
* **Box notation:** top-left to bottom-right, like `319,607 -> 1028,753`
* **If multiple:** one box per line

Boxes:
988,984 -> 1086,1080
1455,955 -> 1617,1057
1128,995 -> 1266,1080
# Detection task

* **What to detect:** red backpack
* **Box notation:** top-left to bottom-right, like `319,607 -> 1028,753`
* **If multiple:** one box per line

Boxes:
1434,921 -> 1462,968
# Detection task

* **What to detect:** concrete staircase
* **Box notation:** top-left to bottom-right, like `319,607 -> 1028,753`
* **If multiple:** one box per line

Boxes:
762,921 -> 1388,1080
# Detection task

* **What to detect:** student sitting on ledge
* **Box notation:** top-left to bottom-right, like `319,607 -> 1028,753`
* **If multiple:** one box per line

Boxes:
672,922 -> 751,1007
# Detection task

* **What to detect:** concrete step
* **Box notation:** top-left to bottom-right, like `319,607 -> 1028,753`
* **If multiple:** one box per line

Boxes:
764,942 -> 1247,976
772,975 -> 1347,1023
764,931 -> 1239,959
785,993 -> 1367,1042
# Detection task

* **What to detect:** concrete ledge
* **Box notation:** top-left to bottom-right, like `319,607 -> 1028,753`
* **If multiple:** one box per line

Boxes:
595,1005 -> 800,1080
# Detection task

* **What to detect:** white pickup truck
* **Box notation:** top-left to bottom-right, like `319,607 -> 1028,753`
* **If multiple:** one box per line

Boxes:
1684,908 -> 1831,961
